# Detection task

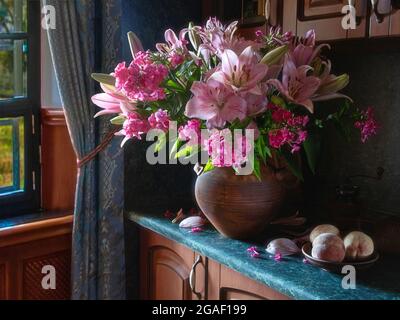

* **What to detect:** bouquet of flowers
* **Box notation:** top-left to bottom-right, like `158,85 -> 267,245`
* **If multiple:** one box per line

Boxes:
91,17 -> 378,180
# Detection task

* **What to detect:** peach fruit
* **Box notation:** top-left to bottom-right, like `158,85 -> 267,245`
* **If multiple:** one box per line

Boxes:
343,231 -> 374,260
310,224 -> 340,243
311,233 -> 346,262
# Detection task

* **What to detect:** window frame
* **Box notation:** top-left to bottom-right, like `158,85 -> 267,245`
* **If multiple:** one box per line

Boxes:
0,0 -> 41,217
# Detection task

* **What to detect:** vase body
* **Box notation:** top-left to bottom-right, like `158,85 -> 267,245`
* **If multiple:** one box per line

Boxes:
195,164 -> 297,240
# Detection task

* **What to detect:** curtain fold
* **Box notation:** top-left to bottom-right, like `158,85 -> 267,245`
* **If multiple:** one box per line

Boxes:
43,0 -> 125,299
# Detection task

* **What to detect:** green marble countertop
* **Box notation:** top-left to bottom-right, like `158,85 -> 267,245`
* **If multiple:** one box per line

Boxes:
127,212 -> 400,300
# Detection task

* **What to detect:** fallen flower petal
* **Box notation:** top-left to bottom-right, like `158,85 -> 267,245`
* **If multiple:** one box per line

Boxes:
274,253 -> 282,261
190,227 -> 203,233
247,246 -> 258,253
251,252 -> 261,259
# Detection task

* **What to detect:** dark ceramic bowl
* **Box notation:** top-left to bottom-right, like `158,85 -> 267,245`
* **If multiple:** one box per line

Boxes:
302,242 -> 379,273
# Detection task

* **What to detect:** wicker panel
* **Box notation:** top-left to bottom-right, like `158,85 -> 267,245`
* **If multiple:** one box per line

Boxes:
22,251 -> 71,300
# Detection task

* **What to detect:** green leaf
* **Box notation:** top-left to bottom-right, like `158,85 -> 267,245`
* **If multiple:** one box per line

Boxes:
281,150 -> 304,181
91,73 -> 115,86
165,79 -> 185,92
203,159 -> 214,173
265,144 -> 272,158
183,148 -> 200,161
253,157 -> 262,181
170,138 -> 184,158
175,144 -> 199,159
155,133 -> 167,153
110,115 -> 125,125
255,136 -> 267,165
303,131 -> 321,175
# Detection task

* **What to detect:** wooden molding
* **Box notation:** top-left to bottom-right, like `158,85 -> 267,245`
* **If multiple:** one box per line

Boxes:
41,107 -> 77,211
0,215 -> 73,248
41,108 -> 67,126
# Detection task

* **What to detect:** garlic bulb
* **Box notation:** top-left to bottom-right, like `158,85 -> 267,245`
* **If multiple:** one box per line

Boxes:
266,238 -> 300,256
179,216 -> 207,229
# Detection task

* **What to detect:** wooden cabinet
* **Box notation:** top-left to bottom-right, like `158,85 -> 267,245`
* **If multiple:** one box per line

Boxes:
279,0 -> 400,40
281,0 -> 368,40
203,0 -> 400,41
140,229 -> 206,300
0,215 -> 72,300
287,0 -> 347,40
139,228 -> 290,300
206,258 -> 290,300
369,0 -> 400,37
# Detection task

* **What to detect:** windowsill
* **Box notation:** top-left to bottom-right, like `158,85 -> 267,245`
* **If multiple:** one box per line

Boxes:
0,210 -> 72,229
0,211 -> 73,248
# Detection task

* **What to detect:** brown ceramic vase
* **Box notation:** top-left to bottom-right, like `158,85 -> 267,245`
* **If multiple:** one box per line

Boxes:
195,164 -> 296,240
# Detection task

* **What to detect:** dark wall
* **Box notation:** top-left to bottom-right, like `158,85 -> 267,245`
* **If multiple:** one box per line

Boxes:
319,51 -> 400,217
122,1 -> 202,299
121,0 -> 202,58
122,0 -> 202,215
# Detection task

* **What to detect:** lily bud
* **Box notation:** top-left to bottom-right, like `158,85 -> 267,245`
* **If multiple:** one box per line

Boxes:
91,73 -> 116,86
188,22 -> 201,51
127,31 -> 144,58
318,74 -> 349,95
261,45 -> 288,66
270,95 -> 286,108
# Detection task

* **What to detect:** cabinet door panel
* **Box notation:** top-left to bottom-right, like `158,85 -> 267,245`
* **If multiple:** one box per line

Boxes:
149,247 -> 191,300
140,229 -> 198,300
286,0 -> 348,40
219,264 -> 291,300
221,288 -> 267,300
297,18 -> 347,40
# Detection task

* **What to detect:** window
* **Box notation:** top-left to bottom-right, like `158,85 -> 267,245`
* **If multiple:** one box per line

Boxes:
0,0 -> 40,217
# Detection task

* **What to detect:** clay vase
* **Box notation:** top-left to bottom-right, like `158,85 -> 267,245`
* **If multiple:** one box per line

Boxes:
195,164 -> 293,240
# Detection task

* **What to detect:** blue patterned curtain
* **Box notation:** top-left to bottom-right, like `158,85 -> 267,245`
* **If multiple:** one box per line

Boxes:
43,0 -> 125,299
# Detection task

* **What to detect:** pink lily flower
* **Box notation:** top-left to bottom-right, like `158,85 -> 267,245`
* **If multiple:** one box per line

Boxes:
243,83 -> 269,117
91,93 -> 122,117
185,79 -> 247,129
91,82 -> 136,117
156,28 -> 188,54
312,60 -> 351,102
199,18 -> 259,60
268,57 -> 321,113
127,31 -> 144,58
210,46 -> 269,95
290,30 -> 330,67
